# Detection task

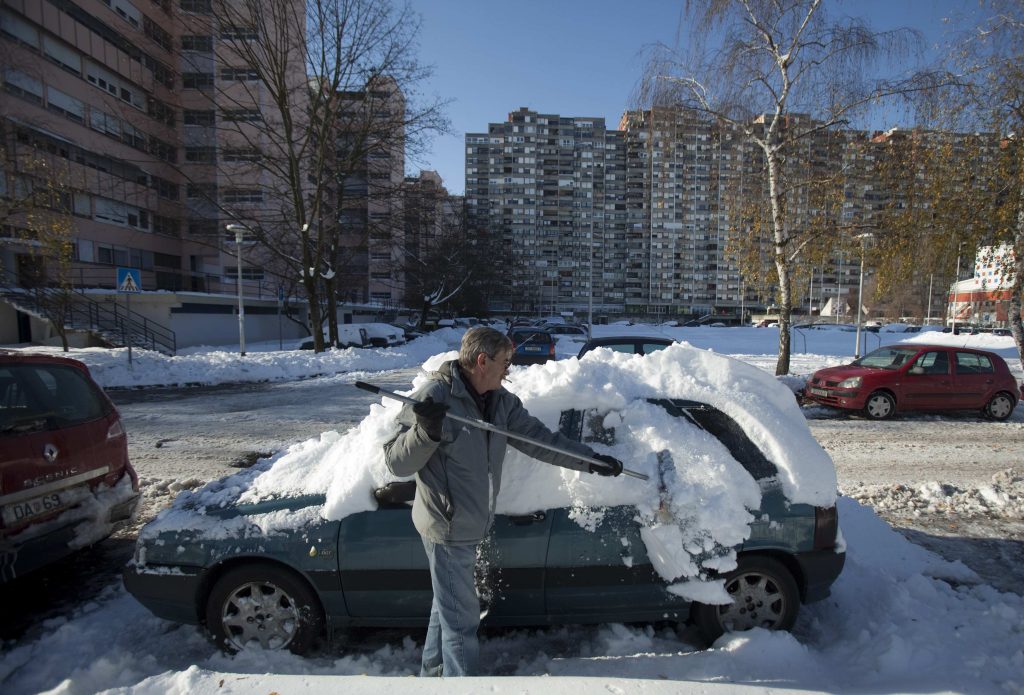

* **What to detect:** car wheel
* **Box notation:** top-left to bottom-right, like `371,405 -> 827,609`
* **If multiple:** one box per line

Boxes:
984,392 -> 1015,421
690,555 -> 800,644
864,391 -> 895,420
205,564 -> 323,655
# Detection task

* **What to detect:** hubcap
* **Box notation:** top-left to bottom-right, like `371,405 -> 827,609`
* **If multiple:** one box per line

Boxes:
220,581 -> 300,650
867,395 -> 891,418
716,571 -> 787,631
989,395 -> 1012,419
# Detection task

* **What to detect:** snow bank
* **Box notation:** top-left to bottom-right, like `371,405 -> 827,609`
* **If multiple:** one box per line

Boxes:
5,495 -> 1021,694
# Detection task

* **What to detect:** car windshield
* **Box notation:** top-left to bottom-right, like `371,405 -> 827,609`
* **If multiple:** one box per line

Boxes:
851,347 -> 918,369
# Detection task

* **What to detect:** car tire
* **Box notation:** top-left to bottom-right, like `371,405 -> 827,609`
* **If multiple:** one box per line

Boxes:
205,564 -> 324,655
863,391 -> 895,420
984,392 -> 1015,421
690,555 -> 800,644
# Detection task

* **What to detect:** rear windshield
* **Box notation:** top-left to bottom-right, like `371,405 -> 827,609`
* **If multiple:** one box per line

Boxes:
0,363 -> 110,436
511,330 -> 552,344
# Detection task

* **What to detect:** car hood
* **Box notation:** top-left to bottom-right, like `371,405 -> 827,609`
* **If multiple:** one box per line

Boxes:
810,364 -> 884,381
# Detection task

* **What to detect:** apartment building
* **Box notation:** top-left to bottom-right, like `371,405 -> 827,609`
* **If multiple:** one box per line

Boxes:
465,107 -> 628,317
1,0 -> 191,292
0,0 -> 411,348
469,105 -> 920,322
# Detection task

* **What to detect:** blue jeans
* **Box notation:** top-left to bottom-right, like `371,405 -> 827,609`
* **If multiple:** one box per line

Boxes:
420,538 -> 480,677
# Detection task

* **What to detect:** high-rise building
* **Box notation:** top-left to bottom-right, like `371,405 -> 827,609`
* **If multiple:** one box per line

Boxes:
470,105 -> 940,322
465,108 -> 627,317
1,1 -> 407,347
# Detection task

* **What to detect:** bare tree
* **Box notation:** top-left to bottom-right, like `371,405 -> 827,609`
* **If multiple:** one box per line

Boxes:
955,2 -> 1024,359
642,0 -> 932,374
400,200 -> 495,326
181,0 -> 448,351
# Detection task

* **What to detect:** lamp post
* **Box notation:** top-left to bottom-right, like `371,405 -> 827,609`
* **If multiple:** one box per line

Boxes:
951,242 -> 963,334
853,233 -> 874,358
225,224 -> 248,356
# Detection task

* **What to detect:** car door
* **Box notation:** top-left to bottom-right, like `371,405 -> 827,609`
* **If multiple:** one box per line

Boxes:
336,506 -> 551,622
900,350 -> 953,410
336,507 -> 430,619
477,511 -> 551,622
951,351 -> 998,408
544,505 -> 686,619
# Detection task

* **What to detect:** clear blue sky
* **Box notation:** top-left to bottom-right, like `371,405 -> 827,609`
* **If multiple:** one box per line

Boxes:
408,0 -> 981,195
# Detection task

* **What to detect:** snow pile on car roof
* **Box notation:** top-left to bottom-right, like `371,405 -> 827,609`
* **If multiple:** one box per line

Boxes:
149,343 -> 836,599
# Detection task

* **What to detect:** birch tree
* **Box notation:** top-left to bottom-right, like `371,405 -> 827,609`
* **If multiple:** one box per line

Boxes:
643,0 -> 929,373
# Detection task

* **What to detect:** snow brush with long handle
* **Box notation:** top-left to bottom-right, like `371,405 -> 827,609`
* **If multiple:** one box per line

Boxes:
354,381 -> 649,481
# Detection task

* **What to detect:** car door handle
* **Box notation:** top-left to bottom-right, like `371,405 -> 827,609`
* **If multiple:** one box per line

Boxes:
509,512 -> 546,525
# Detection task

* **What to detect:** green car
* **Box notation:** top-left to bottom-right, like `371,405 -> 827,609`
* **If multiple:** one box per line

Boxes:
124,399 -> 844,654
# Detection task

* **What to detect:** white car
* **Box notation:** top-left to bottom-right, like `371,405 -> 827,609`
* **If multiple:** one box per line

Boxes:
361,323 -> 406,347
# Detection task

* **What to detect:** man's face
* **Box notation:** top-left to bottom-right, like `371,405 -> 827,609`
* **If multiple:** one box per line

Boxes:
477,348 -> 512,392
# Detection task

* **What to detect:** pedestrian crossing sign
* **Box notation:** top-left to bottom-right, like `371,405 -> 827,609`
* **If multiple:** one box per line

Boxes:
117,268 -> 142,293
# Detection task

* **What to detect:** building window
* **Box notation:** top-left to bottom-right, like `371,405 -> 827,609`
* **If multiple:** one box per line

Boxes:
223,188 -> 263,204
147,97 -> 176,126
184,110 -> 215,126
182,72 -> 214,89
222,148 -> 261,162
221,26 -> 258,41
185,146 -> 217,163
220,67 -> 259,82
149,175 -> 178,199
152,215 -> 180,237
187,218 -> 219,237
143,16 -> 172,51
181,35 -> 213,52
225,266 -> 264,280
222,109 -> 261,122
180,0 -> 212,13
187,182 -> 217,199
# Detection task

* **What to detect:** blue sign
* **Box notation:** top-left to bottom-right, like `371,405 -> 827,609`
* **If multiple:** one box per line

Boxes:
117,268 -> 142,293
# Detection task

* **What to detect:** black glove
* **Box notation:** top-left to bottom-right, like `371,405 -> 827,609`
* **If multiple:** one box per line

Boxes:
589,453 -> 623,477
413,397 -> 448,441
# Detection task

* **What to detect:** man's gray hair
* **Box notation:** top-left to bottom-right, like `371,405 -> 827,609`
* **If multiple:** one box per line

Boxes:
459,327 -> 512,370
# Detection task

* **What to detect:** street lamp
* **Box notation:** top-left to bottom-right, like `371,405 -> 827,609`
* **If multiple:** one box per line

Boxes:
951,241 -> 964,335
853,233 -> 874,359
225,224 -> 248,356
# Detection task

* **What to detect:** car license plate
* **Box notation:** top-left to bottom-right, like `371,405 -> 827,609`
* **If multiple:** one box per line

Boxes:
809,387 -> 829,397
1,492 -> 67,526
524,346 -> 542,353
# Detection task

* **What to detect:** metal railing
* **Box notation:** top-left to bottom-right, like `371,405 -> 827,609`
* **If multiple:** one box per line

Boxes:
0,268 -> 176,355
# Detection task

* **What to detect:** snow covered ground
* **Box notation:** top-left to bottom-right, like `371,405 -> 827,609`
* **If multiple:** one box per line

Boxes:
1,325 -> 1022,695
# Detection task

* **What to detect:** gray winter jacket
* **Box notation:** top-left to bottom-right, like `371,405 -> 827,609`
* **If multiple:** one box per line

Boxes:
383,360 -> 594,545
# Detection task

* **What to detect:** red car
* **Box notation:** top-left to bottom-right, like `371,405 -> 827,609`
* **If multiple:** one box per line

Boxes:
803,344 -> 1022,420
1,352 -> 140,582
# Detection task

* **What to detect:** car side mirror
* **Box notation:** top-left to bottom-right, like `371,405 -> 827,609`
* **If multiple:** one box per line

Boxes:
909,366 -> 924,375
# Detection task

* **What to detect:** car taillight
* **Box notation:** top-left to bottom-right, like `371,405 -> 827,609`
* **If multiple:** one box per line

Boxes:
813,506 -> 838,550
107,419 -> 125,440
548,342 -> 555,357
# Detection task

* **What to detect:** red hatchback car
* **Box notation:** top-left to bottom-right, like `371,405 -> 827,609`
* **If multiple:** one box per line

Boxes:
1,352 -> 140,582
804,344 -> 1022,420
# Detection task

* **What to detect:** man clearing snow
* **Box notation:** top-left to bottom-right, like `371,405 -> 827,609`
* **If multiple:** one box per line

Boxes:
383,326 -> 624,676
